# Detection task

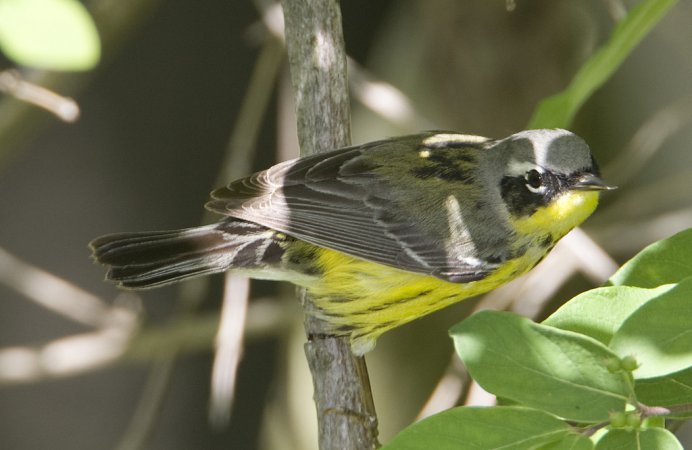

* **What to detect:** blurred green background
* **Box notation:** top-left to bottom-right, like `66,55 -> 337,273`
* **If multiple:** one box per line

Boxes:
1,0 -> 691,449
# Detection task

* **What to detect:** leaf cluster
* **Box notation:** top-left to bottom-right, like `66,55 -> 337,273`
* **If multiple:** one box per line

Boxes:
385,230 -> 692,449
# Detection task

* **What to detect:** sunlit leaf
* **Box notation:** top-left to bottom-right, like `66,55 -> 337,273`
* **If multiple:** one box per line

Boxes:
451,311 -> 628,422
543,285 -> 673,345
609,228 -> 692,288
594,428 -> 683,450
0,0 -> 100,70
610,277 -> 692,379
383,406 -> 572,450
538,432 -> 593,450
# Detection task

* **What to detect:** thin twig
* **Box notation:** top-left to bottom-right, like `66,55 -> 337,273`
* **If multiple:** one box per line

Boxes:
0,70 -> 79,122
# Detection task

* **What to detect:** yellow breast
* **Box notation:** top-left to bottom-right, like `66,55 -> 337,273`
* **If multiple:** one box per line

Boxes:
513,190 -> 600,240
302,247 -> 541,354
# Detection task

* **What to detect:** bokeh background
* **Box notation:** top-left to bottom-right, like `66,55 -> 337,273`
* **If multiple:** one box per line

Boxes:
1,0 -> 691,448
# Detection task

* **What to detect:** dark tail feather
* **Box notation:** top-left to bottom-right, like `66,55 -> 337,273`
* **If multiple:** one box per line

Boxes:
90,220 -> 282,289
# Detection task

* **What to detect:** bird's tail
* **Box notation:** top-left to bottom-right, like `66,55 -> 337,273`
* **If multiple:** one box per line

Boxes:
90,220 -> 284,289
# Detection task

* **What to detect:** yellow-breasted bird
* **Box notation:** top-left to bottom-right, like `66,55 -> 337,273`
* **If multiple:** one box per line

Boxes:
90,129 -> 614,355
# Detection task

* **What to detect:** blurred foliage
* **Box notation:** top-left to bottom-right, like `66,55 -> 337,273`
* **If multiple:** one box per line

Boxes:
528,0 -> 677,129
0,0 -> 100,70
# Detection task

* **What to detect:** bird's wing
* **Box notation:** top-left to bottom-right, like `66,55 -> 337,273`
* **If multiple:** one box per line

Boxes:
205,134 -> 503,283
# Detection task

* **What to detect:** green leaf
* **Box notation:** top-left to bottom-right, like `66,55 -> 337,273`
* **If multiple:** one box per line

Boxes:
610,277 -> 692,378
594,428 -> 683,450
635,367 -> 692,418
528,0 -> 678,129
382,406 -> 572,450
609,228 -> 692,288
0,0 -> 101,70
538,433 -> 594,450
450,311 -> 629,422
543,285 -> 674,345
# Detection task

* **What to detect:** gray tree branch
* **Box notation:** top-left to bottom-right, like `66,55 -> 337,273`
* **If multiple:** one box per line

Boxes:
281,1 -> 380,448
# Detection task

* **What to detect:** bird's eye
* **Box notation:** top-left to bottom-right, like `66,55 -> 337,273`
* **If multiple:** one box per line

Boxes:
525,169 -> 543,191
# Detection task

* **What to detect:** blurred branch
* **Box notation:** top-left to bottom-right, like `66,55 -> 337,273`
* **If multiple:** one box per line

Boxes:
0,300 -> 139,385
602,0 -> 627,21
478,228 -> 617,318
348,59 -> 435,132
602,168 -> 692,225
604,95 -> 692,187
0,70 -> 79,122
596,206 -> 692,255
256,0 -> 432,133
209,274 -> 250,427
560,227 -> 619,284
0,245 -> 113,328
115,355 -> 177,450
586,95 -> 692,256
281,0 -> 380,449
0,297 -> 290,386
416,356 -> 467,420
511,228 -> 615,318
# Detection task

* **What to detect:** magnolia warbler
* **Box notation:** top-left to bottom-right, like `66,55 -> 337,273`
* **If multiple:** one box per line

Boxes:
90,129 -> 614,355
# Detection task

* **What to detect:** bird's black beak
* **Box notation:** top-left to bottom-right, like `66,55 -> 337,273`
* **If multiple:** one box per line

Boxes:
570,173 -> 617,191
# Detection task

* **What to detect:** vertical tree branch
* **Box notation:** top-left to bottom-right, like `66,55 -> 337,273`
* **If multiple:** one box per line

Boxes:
282,0 -> 350,155
281,1 -> 380,448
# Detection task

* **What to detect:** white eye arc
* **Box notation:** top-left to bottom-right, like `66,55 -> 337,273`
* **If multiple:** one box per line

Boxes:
524,169 -> 546,194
